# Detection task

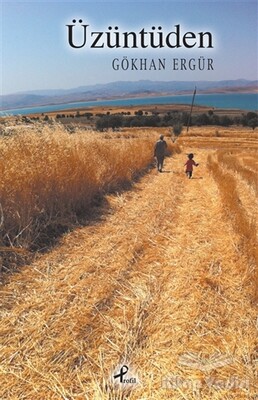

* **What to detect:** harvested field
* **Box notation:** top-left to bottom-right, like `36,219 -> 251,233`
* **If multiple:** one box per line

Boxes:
0,123 -> 257,399
178,126 -> 258,149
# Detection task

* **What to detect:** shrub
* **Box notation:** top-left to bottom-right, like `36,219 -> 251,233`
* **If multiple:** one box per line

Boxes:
173,123 -> 183,136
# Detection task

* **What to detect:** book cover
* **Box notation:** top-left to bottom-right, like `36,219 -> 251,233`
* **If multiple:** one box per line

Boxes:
0,1 -> 257,399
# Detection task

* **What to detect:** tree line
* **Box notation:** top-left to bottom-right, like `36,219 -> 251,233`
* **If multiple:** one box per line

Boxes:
94,110 -> 258,131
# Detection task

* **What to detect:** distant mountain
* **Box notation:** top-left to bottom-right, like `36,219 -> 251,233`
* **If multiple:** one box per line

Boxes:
0,94 -> 54,110
1,79 -> 257,110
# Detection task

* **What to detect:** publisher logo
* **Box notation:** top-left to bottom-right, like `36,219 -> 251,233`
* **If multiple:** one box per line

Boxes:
114,365 -> 129,383
112,364 -> 138,385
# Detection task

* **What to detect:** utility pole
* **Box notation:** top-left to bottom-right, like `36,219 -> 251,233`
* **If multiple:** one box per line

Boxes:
187,87 -> 197,133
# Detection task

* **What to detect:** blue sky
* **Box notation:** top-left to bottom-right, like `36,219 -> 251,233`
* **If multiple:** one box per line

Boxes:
1,0 -> 257,94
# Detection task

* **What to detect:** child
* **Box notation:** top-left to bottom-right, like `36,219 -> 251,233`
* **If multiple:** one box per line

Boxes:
185,153 -> 199,179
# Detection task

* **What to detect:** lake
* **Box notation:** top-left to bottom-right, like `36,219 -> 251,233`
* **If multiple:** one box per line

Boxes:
0,93 -> 257,116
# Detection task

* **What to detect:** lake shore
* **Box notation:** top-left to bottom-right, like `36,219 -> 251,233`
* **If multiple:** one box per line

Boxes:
1,92 -> 257,117
28,103 -> 248,119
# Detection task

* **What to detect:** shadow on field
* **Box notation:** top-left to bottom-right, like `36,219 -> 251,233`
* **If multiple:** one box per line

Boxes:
33,167 -> 152,252
0,164 -> 154,283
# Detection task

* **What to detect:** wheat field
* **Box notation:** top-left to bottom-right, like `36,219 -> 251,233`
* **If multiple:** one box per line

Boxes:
0,124 -> 178,254
0,122 -> 257,399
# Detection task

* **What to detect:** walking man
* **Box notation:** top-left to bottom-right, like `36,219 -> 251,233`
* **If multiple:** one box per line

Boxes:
154,134 -> 167,172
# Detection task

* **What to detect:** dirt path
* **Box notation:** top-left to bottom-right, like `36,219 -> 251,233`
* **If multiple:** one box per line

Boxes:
0,150 -> 257,400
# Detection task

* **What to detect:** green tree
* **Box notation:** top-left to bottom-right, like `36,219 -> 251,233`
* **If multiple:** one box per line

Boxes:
173,123 -> 183,136
96,115 -> 123,131
220,116 -> 233,127
241,111 -> 257,126
248,118 -> 258,130
134,110 -> 143,116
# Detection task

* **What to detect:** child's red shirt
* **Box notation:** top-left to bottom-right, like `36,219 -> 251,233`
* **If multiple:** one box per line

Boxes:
185,159 -> 197,172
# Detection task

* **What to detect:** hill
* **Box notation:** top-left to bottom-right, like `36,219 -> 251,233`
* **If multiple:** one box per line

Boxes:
1,79 -> 257,110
